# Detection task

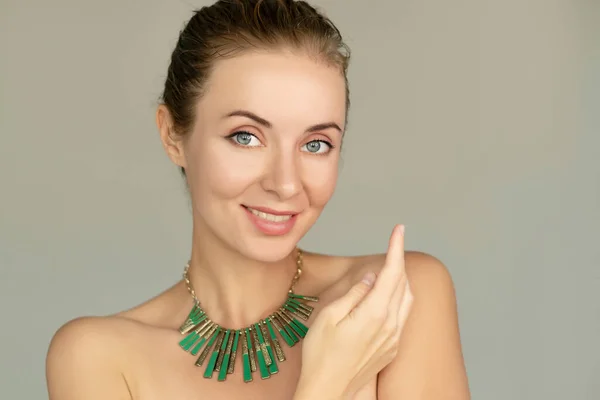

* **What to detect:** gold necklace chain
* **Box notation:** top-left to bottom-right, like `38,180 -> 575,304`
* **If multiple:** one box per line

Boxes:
177,248 -> 318,383
183,248 -> 304,303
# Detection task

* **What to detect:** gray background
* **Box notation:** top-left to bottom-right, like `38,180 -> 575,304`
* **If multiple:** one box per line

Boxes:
1,0 -> 598,398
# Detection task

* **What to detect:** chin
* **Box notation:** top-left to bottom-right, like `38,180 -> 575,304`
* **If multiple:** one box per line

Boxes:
238,238 -> 300,264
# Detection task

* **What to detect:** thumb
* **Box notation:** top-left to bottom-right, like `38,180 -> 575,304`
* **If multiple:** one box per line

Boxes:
324,272 -> 377,324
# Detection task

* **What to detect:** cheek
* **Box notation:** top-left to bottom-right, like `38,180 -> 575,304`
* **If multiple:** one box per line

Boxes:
189,139 -> 261,201
302,158 -> 339,207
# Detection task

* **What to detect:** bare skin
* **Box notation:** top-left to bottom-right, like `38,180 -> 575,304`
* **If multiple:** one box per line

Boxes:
46,251 -> 468,399
46,50 -> 470,399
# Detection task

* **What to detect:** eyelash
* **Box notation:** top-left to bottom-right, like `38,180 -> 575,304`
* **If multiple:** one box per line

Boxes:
225,131 -> 261,147
307,140 -> 335,154
226,131 -> 335,153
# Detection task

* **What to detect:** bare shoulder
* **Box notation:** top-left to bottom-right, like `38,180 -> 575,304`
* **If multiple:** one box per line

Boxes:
339,251 -> 470,398
45,281 -> 195,400
302,249 -> 456,317
46,315 -> 136,399
345,250 -> 455,291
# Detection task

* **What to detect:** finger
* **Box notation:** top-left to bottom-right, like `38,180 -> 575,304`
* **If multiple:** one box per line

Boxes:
385,225 -> 406,315
396,281 -> 413,331
389,272 -> 407,325
384,224 -> 405,274
376,224 -> 405,289
324,271 -> 377,324
357,225 -> 405,312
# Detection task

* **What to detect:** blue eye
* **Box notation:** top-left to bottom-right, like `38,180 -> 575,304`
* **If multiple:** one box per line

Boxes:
302,140 -> 333,154
228,131 -> 262,147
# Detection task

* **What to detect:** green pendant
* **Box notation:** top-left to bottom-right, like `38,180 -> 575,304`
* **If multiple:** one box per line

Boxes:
275,313 -> 299,343
203,329 -> 225,378
258,322 -> 279,374
227,330 -> 240,374
242,329 -> 253,382
265,318 -> 286,362
217,330 -> 234,381
251,326 -> 271,379
179,303 -> 206,334
195,327 -> 221,367
269,316 -> 295,347
178,258 -> 319,383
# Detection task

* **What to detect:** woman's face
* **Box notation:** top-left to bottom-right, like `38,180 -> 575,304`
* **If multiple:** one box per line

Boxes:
172,50 -> 346,262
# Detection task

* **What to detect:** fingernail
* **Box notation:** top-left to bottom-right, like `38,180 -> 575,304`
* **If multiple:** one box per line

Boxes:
361,271 -> 376,286
398,224 -> 405,236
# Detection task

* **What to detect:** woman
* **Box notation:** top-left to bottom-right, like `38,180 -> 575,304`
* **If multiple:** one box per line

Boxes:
46,1 -> 470,399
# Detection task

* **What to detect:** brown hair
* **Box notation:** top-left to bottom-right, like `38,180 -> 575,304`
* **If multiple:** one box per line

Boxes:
159,0 -> 351,175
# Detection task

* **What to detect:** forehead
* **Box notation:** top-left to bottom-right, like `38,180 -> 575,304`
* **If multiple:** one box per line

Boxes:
198,50 -> 347,128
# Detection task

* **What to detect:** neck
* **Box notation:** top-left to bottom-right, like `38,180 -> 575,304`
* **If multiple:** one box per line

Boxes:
185,224 -> 297,329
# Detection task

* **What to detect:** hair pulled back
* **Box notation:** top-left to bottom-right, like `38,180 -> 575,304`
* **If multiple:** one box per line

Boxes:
160,0 -> 351,150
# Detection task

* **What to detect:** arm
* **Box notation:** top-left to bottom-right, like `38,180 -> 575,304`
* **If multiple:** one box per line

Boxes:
377,252 -> 470,399
46,317 -> 133,400
293,383 -> 342,400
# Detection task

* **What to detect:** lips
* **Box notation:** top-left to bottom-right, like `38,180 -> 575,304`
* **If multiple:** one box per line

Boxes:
243,205 -> 297,215
242,205 -> 299,236
245,207 -> 293,222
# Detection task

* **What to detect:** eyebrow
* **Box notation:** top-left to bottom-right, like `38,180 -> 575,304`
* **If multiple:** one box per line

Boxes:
224,110 -> 343,133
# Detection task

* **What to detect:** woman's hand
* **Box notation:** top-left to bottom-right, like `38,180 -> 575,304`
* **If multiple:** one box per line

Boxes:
294,225 -> 414,400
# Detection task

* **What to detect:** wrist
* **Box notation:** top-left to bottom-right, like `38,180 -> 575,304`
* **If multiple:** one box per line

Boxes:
293,377 -> 343,400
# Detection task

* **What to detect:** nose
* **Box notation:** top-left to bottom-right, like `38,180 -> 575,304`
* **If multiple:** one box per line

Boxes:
260,151 -> 302,200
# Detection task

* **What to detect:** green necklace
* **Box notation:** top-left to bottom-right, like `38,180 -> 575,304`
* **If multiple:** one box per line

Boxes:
177,249 -> 319,382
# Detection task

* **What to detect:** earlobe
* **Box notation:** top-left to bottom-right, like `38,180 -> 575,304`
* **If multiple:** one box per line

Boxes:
156,105 -> 187,169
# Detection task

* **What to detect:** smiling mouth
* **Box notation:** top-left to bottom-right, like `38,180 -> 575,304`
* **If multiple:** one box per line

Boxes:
243,206 -> 296,222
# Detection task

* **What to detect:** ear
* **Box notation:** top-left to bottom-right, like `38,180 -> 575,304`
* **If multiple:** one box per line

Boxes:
156,104 -> 187,170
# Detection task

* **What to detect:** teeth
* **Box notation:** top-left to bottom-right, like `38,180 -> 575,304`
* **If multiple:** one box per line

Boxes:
247,207 -> 292,222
